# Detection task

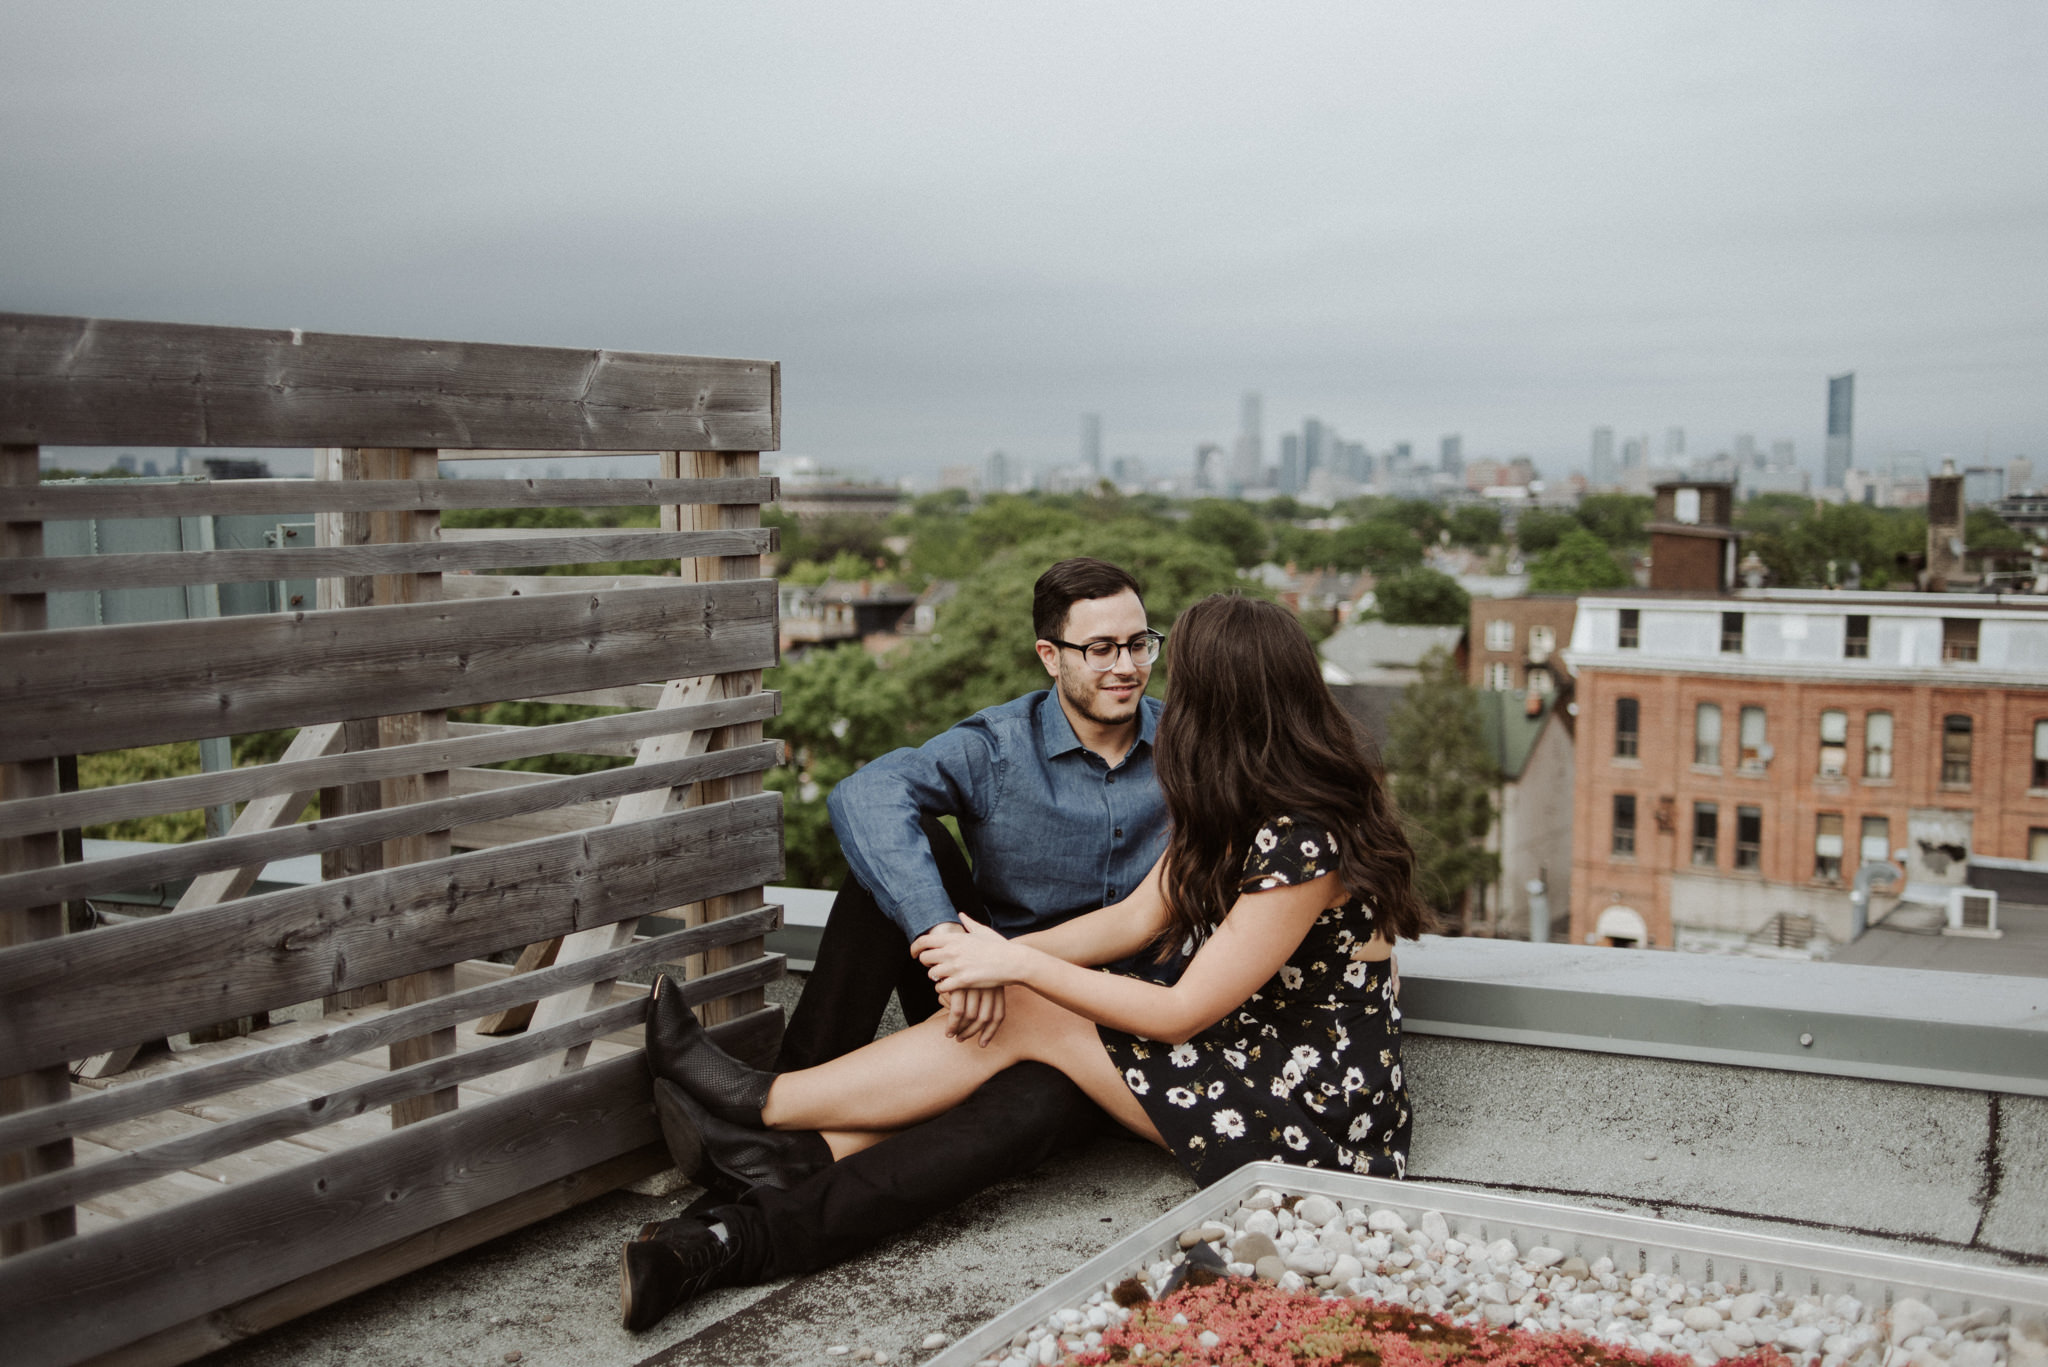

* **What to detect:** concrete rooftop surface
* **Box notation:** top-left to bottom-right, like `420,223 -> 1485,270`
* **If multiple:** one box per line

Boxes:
200,943 -> 2048,1367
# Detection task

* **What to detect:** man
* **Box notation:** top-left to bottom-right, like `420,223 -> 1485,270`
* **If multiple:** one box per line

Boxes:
625,557 -> 1172,1327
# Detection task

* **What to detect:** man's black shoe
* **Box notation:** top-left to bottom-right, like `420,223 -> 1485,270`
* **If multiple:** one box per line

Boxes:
654,1077 -> 834,1193
644,974 -> 777,1128
618,1218 -> 739,1332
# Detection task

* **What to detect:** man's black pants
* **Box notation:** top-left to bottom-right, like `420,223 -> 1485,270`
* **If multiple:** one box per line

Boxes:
715,819 -> 1105,1280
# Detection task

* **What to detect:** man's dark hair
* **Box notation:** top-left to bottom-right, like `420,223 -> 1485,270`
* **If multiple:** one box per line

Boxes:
1032,557 -> 1144,642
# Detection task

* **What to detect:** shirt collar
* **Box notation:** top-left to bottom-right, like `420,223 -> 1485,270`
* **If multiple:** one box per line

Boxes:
1036,689 -> 1158,761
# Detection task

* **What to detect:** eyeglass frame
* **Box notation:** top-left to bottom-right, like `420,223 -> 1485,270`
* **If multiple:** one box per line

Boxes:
1041,629 -> 1166,672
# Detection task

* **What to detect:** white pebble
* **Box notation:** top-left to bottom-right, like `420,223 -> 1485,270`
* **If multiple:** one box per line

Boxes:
874,1355 -> 891,1366
1892,1300 -> 1939,1346
1243,1209 -> 1280,1238
1782,1325 -> 1826,1353
1197,1330 -> 1221,1349
922,1333 -> 949,1350
826,1350 -> 850,1359
1487,1239 -> 1520,1266
1525,1246 -> 1565,1269
1330,1254 -> 1364,1284
1298,1196 -> 1340,1226
1731,1293 -> 1767,1321
1420,1210 -> 1450,1243
1686,1307 -> 1725,1332
1244,1189 -> 1282,1211
1367,1209 -> 1408,1234
1654,1317 -> 1688,1337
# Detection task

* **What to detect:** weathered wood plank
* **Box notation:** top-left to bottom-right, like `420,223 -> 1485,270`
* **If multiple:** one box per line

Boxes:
0,904 -> 780,1157
0,1050 -> 662,1367
2,439 -> 77,1254
71,1145 -> 668,1367
0,739 -> 781,922
0,792 -> 781,1074
0,954 -> 780,1227
0,475 -> 777,523
0,577 -> 778,764
0,313 -> 779,451
0,692 -> 776,840
443,721 -> 641,756
441,572 -> 679,599
0,528 -> 776,594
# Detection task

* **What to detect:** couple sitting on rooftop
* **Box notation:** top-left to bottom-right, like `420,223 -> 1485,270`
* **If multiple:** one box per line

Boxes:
620,556 -> 1429,1331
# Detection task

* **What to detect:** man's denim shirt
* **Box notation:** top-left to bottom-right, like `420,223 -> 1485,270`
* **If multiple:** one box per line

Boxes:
828,689 -> 1168,943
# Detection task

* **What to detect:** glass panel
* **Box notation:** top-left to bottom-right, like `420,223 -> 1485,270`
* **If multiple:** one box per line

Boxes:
1615,698 -> 1639,757
1820,710 -> 1848,742
1864,711 -> 1893,779
1613,794 -> 1636,856
1487,620 -> 1513,650
1943,714 -> 1973,785
1739,706 -> 1765,767
1736,806 -> 1762,870
1818,709 -> 1847,777
1861,815 -> 1890,862
1692,802 -> 1718,866
1815,812 -> 1843,879
2033,829 -> 2048,862
1694,702 -> 1721,766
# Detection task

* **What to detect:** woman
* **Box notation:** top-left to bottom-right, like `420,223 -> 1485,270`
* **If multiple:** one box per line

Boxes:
623,593 -> 1429,1329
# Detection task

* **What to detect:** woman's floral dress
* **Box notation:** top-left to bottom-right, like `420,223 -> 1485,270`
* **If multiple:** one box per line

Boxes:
1098,814 -> 1410,1181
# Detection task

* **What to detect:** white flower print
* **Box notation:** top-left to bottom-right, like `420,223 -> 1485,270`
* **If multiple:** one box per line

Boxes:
1326,835 -> 1340,857
1223,1049 -> 1246,1070
1169,1043 -> 1198,1068
1279,965 -> 1303,991
1348,1113 -> 1374,1142
1207,1080 -> 1226,1099
1290,1044 -> 1320,1071
1282,1125 -> 1310,1151
1299,838 -> 1320,858
1303,1091 -> 1326,1114
1379,1048 -> 1393,1067
1372,1090 -> 1385,1105
1165,1086 -> 1199,1109
1331,1024 -> 1350,1055
1394,1150 -> 1406,1179
1255,827 -> 1279,853
1213,1109 -> 1246,1139
1353,1151 -> 1373,1175
1269,1073 -> 1295,1099
1342,1067 -> 1365,1096
1261,1023 -> 1278,1039
1390,1062 -> 1403,1090
1124,1068 -> 1149,1096
1343,961 -> 1368,988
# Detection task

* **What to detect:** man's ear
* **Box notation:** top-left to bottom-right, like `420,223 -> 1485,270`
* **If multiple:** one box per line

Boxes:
1034,639 -> 1061,679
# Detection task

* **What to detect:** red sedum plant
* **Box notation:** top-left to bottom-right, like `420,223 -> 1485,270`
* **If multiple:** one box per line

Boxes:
1064,1276 -> 1799,1367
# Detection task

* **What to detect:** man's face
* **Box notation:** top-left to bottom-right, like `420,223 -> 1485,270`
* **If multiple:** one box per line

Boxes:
1035,588 -> 1152,730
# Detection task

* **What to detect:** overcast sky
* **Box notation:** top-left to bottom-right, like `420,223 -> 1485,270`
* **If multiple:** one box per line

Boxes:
4,2 -> 2043,483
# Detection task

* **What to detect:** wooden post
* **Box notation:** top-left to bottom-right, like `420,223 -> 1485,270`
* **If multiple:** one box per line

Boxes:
0,442 -> 75,1253
676,450 -> 769,1029
364,449 -> 457,1126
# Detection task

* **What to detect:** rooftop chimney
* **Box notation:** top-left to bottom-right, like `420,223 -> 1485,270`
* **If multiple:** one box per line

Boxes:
1927,460 -> 1964,590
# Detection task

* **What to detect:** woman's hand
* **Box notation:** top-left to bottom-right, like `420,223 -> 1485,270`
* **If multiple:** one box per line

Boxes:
917,914 -> 1036,1046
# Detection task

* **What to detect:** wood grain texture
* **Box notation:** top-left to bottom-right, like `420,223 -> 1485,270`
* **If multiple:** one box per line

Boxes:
0,577 -> 778,764
0,527 -> 776,594
66,1146 -> 669,1367
0,904 -> 781,1157
0,791 -> 783,1074
0,692 -> 776,840
0,313 -> 779,451
0,476 -> 777,523
0,954 -> 782,1227
0,1050 -> 663,1367
0,740 -> 781,922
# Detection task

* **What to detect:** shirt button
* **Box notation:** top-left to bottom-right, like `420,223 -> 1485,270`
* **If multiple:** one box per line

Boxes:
1108,889 -> 1117,899
1114,827 -> 1123,838
1106,776 -> 1116,785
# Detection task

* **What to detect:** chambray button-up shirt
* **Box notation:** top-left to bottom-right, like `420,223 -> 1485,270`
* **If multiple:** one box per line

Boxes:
828,689 -> 1169,942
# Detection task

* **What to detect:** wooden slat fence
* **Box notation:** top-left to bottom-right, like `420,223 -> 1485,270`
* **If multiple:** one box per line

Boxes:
0,313 -> 787,1367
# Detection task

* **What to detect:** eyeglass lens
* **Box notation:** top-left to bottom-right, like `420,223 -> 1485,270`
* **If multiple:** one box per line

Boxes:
1083,637 -> 1158,668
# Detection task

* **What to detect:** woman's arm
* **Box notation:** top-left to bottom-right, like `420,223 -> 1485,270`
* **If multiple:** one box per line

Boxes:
1012,858 -> 1171,966
919,872 -> 1339,1046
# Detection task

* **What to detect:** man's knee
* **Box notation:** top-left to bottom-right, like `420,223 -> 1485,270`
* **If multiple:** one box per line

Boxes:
950,1062 -> 1101,1162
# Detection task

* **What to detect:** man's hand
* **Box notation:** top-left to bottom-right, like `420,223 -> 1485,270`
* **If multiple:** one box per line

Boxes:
915,915 -> 1031,1047
909,922 -> 1009,1046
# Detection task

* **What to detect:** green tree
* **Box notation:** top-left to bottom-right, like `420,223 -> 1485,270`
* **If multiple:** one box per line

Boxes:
1383,648 -> 1499,926
1514,507 -> 1578,555
764,645 -> 915,889
1375,568 -> 1472,626
1967,508 -> 2027,554
1737,498 -> 1924,588
1330,519 -> 1424,575
1575,493 -> 1653,546
1185,499 -> 1270,568
1444,503 -> 1502,550
1528,526 -> 1632,592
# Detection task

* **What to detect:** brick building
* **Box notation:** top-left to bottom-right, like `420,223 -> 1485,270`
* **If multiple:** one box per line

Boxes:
1565,590 -> 2048,952
1467,595 -> 1579,694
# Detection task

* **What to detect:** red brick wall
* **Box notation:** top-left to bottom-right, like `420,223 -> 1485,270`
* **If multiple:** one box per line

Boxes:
1466,597 -> 1579,689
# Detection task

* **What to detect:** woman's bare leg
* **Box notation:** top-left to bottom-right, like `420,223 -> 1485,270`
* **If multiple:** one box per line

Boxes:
761,987 -> 1164,1147
819,1130 -> 890,1161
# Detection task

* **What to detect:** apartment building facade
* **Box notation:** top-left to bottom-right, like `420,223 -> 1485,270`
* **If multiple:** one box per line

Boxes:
1467,595 -> 1579,696
1566,591 -> 2048,951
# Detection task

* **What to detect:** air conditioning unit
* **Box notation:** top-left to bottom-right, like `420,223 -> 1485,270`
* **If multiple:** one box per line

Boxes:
1944,887 -> 2001,937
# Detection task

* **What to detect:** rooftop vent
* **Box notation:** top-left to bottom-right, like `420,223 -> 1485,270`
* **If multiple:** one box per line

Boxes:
1944,887 -> 2001,938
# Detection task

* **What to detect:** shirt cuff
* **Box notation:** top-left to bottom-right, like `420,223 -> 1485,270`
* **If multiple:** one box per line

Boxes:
893,895 -> 962,944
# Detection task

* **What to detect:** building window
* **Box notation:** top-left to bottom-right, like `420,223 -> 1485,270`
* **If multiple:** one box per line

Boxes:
1694,702 -> 1721,767
1526,666 -> 1554,696
1942,617 -> 1979,662
1613,794 -> 1637,857
2033,828 -> 2048,863
1618,608 -> 1639,649
1738,705 -> 1767,771
1864,710 -> 1893,779
1818,709 -> 1848,778
1860,815 -> 1891,863
1735,806 -> 1762,870
1845,614 -> 1870,659
1615,697 -> 1640,758
1692,802 -> 1719,866
1942,714 -> 1973,786
1484,661 -> 1513,690
1720,612 -> 1744,654
1528,624 -> 1556,657
1485,619 -> 1513,651
1814,813 -> 1844,881
2034,720 -> 2048,789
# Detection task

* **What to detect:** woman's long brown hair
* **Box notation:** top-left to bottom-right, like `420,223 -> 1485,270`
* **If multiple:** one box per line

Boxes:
1154,593 -> 1430,954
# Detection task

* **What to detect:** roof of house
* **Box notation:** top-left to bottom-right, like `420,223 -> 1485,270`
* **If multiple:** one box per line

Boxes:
1319,621 -> 1465,685
1474,689 -> 1556,781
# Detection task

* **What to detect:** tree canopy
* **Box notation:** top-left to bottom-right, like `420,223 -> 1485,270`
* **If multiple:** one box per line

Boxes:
1374,568 -> 1471,626
1527,526 -> 1632,592
1383,648 -> 1499,926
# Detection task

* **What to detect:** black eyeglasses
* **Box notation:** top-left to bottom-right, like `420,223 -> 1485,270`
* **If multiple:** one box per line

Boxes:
1044,630 -> 1165,671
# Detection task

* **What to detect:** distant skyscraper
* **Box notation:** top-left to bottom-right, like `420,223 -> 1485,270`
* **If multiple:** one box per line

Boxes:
1590,427 -> 1616,484
1302,418 -> 1326,480
1664,427 -> 1686,462
1439,435 -> 1463,478
1344,441 -> 1372,484
983,449 -> 1011,494
1231,392 -> 1263,491
1081,413 -> 1103,474
1279,434 -> 1302,495
1734,434 -> 1757,468
1193,442 -> 1223,491
1825,373 -> 1854,490
1768,439 -> 1793,470
1621,435 -> 1646,471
